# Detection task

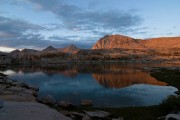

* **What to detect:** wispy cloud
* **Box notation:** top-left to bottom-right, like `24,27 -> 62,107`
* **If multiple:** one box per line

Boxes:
0,16 -> 94,49
27,0 -> 143,31
0,16 -> 44,37
0,0 -> 144,50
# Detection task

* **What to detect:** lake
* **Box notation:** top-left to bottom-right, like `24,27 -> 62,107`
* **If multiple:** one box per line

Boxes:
0,63 -> 177,107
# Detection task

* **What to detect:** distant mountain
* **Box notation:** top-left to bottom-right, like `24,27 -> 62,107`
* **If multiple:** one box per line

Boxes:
141,37 -> 180,49
42,46 -> 57,52
18,49 -> 40,59
60,44 -> 80,54
8,49 -> 40,59
92,35 -> 145,49
1,34 -> 180,64
92,34 -> 180,50
21,49 -> 39,54
10,49 -> 20,58
42,45 -> 80,54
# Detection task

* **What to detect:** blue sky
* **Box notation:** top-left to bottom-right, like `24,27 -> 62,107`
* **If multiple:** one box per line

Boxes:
0,0 -> 180,51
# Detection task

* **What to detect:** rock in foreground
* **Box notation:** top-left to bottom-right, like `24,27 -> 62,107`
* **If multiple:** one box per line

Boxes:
38,95 -> 56,105
84,110 -> 111,118
57,101 -> 75,108
0,75 -> 38,102
0,102 -> 72,120
81,100 -> 92,106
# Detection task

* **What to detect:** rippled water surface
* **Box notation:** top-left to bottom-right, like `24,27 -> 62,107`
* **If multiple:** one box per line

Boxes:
1,63 -> 177,107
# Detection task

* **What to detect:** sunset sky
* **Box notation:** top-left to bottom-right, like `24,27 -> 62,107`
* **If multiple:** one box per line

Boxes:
0,0 -> 180,52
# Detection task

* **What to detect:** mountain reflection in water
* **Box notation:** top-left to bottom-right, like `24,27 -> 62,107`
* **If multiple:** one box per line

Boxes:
1,63 -> 177,107
93,69 -> 167,88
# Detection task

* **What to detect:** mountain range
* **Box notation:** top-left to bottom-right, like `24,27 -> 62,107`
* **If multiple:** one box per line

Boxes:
9,44 -> 80,58
0,34 -> 180,64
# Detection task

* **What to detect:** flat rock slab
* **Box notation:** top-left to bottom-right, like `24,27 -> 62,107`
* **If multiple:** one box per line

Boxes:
0,102 -> 72,120
0,94 -> 36,102
6,86 -> 25,92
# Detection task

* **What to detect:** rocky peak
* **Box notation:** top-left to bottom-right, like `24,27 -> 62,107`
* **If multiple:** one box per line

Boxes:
92,34 -> 145,49
10,49 -> 20,54
9,49 -> 21,58
20,49 -> 39,56
62,44 -> 80,54
43,46 -> 57,52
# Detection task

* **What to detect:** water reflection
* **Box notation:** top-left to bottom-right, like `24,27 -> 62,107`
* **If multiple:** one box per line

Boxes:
0,63 -> 177,107
93,69 -> 167,88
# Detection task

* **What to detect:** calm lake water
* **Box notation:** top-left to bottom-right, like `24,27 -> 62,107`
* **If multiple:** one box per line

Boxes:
1,63 -> 177,107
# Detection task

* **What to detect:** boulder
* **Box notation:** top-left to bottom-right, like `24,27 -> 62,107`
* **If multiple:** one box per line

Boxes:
57,101 -> 75,108
174,91 -> 180,95
82,115 -> 91,120
0,78 -> 6,84
0,101 -> 72,120
61,111 -> 84,119
13,81 -> 26,87
0,74 -> 7,81
6,79 -> 14,84
71,112 -> 84,118
81,100 -> 92,106
0,73 -> 7,77
84,110 -> 111,118
6,86 -> 25,92
60,110 -> 75,119
165,113 -> 180,120
27,83 -> 39,91
22,89 -> 38,96
41,95 -> 56,105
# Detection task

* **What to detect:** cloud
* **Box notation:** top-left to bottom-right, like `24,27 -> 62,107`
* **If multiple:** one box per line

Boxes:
0,16 -> 94,49
27,0 -> 143,31
0,16 -> 96,50
0,16 -> 45,48
0,16 -> 49,49
0,0 -> 144,50
0,16 -> 44,37
49,36 -> 96,48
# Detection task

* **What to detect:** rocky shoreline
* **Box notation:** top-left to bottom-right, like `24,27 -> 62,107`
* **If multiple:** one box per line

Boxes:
0,73 -> 123,120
